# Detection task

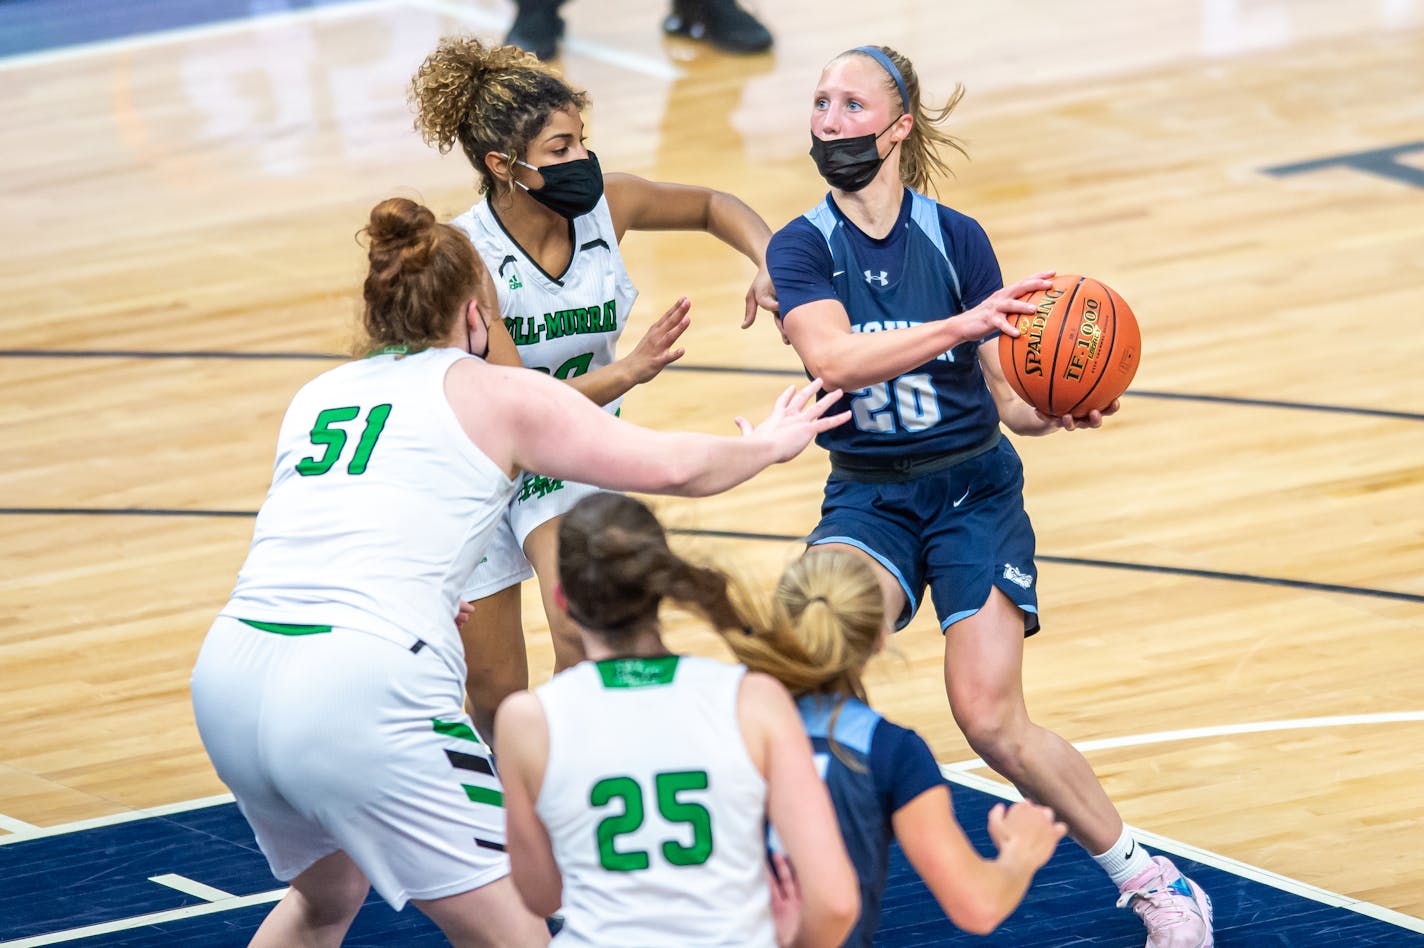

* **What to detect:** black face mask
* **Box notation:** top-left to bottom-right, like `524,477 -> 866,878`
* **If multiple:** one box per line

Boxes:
512,150 -> 605,218
809,121 -> 899,192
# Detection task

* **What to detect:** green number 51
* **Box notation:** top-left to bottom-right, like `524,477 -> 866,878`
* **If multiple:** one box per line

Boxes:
295,404 -> 392,476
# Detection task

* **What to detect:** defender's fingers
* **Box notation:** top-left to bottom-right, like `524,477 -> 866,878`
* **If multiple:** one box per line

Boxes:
802,387 -> 844,420
811,410 -> 852,433
789,377 -> 826,411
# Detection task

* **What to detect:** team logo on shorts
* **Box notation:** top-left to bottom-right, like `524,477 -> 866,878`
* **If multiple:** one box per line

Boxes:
1002,563 -> 1034,589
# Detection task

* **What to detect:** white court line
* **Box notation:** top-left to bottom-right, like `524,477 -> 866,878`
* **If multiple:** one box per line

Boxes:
0,793 -> 234,846
942,711 -> 1424,772
0,813 -> 40,834
945,765 -> 1424,934
0,0 -> 682,81
148,874 -> 235,903
409,0 -> 683,79
0,0 -> 397,71
0,889 -> 286,948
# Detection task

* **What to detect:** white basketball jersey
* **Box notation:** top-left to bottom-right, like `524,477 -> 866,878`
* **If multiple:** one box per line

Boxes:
223,348 -> 515,677
536,656 -> 774,947
450,196 -> 637,414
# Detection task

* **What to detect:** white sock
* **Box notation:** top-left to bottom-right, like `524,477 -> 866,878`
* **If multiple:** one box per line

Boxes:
1092,825 -> 1154,888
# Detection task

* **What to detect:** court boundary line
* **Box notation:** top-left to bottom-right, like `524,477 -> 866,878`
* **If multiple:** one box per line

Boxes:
945,768 -> 1424,933
941,711 -> 1424,771
0,813 -> 38,834
0,889 -> 286,948
0,0 -> 395,71
0,0 -> 681,81
0,794 -> 235,846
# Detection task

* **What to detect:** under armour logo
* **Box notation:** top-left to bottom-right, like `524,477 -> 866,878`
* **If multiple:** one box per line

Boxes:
864,270 -> 889,286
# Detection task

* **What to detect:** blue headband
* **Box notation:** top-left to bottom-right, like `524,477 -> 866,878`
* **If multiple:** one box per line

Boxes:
854,45 -> 908,114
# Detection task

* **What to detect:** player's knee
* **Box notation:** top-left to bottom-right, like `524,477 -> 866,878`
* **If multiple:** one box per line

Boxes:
289,873 -> 368,928
954,699 -> 1030,767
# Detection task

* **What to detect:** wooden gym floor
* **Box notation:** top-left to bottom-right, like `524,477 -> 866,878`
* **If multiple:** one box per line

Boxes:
1,0 -> 1421,937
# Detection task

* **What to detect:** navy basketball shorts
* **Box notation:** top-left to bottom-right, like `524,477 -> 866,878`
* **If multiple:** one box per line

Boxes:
807,437 -> 1040,635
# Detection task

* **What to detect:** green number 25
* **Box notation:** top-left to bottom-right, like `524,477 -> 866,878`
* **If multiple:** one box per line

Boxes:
590,770 -> 713,872
295,404 -> 392,477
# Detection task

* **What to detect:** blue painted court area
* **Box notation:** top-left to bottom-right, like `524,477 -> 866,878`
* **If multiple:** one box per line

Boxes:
0,0 -> 371,58
3,782 -> 1419,946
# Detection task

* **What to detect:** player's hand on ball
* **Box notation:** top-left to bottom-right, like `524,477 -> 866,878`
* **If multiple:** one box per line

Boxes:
1036,397 -> 1120,431
955,271 -> 1056,341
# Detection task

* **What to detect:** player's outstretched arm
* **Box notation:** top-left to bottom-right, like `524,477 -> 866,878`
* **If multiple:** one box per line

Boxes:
560,297 -> 692,407
452,362 -> 847,497
605,173 -> 776,328
893,790 -> 1065,935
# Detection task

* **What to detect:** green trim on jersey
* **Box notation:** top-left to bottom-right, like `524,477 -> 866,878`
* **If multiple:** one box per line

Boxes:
433,719 -> 484,743
596,655 -> 680,689
238,618 -> 332,636
463,784 -> 505,807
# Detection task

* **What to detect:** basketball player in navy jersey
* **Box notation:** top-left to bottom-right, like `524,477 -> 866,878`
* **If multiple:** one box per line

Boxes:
765,46 -> 1214,947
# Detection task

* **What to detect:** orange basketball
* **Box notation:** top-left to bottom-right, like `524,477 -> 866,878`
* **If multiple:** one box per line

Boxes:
999,274 -> 1141,417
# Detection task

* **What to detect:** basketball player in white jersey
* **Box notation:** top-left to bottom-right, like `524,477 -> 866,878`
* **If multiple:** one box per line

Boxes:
496,493 -> 859,947
190,197 -> 846,948
411,38 -> 782,741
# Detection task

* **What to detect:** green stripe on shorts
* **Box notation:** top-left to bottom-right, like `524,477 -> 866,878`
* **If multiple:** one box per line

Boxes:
433,719 -> 483,743
463,784 -> 504,807
238,618 -> 332,636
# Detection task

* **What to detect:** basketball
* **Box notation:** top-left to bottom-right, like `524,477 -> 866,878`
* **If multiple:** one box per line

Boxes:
998,274 -> 1141,417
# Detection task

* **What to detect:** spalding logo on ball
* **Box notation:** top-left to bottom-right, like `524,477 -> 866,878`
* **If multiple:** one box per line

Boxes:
999,274 -> 1141,417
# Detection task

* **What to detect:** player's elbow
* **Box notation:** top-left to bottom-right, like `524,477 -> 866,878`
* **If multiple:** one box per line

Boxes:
645,455 -> 705,497
946,902 -> 1007,936
825,883 -> 862,944
801,353 -> 857,395
509,862 -> 562,918
523,886 -> 562,920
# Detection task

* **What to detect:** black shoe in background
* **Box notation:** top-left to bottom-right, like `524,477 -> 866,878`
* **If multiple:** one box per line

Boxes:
505,0 -> 565,60
662,0 -> 773,53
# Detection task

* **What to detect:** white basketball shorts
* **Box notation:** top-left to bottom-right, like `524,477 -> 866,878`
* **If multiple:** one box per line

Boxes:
191,615 -> 509,910
460,472 -> 606,601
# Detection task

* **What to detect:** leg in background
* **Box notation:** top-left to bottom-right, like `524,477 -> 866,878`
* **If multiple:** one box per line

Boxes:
249,851 -> 369,948
523,517 -> 587,674
461,583 -> 529,747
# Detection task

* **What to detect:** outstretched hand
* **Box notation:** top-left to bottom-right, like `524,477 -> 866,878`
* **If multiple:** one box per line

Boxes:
951,271 -> 1056,342
987,800 -> 1067,871
742,266 -> 780,329
734,378 -> 850,463
623,296 -> 691,385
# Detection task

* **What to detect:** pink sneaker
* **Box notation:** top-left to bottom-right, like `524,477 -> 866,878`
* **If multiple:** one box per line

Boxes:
1115,855 -> 1215,948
